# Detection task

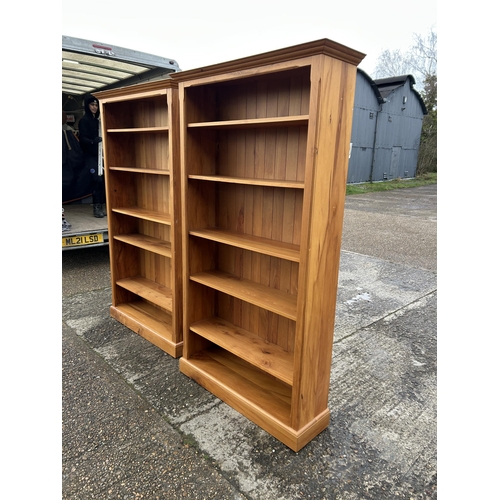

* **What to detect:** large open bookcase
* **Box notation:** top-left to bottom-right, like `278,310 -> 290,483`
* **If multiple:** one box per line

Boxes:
172,39 -> 364,450
95,80 -> 183,358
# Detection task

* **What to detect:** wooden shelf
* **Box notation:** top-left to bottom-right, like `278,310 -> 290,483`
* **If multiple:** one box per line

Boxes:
113,300 -> 173,339
112,207 -> 172,225
190,270 -> 297,321
188,175 -> 304,189
190,228 -> 300,262
187,115 -> 308,129
107,127 -> 169,133
114,233 -> 172,258
108,166 -> 170,175
180,347 -> 292,421
111,301 -> 182,358
190,316 -> 293,385
116,276 -> 173,311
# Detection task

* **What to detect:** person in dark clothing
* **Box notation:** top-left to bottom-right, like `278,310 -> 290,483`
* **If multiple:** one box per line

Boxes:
78,95 -> 106,218
63,111 -> 90,205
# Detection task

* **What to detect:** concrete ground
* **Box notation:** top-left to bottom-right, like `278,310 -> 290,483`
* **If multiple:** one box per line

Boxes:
62,184 -> 437,499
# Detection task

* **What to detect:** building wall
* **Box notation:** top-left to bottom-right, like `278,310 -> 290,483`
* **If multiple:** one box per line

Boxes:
348,75 -> 425,183
347,74 -> 380,184
373,80 -> 425,180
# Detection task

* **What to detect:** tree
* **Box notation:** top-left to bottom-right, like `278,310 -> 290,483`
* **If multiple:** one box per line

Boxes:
410,28 -> 437,83
417,73 -> 437,174
374,26 -> 437,91
373,48 -> 415,80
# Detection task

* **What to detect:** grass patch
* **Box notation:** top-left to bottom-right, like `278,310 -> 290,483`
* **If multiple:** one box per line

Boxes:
346,173 -> 436,195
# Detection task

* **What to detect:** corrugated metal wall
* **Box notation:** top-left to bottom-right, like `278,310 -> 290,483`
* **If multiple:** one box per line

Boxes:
348,74 -> 425,184
348,74 -> 380,183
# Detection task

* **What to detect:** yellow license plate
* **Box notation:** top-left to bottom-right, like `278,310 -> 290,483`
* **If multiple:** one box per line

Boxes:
62,233 -> 104,247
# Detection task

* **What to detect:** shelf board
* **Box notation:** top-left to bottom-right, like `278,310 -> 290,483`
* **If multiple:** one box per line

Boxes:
116,276 -> 173,311
190,228 -> 300,262
187,115 -> 309,129
190,316 -> 293,385
114,233 -> 172,257
181,347 -> 292,420
112,207 -> 172,225
107,127 -> 169,133
113,301 -> 172,339
188,174 -> 304,189
111,301 -> 182,358
108,166 -> 170,175
190,270 -> 297,320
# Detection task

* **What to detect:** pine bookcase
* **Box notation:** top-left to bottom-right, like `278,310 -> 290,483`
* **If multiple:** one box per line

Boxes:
94,79 -> 183,358
172,39 -> 364,450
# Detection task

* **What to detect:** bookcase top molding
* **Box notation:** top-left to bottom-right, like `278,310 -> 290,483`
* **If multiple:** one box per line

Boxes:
170,38 -> 366,82
94,78 -> 178,103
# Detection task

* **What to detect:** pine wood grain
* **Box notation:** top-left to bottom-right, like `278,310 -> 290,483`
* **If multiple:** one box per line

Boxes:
113,234 -> 172,258
190,316 -> 294,384
112,207 -> 172,225
190,270 -> 297,320
116,276 -> 173,311
188,174 -> 304,188
189,228 -> 300,262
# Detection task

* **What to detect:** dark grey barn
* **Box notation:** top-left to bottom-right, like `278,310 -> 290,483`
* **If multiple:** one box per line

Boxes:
348,71 -> 427,184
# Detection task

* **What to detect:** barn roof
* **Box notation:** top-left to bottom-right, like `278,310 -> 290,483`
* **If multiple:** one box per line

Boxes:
373,75 -> 427,114
357,68 -> 385,105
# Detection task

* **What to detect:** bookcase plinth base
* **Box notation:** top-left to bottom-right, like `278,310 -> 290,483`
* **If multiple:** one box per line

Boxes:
111,305 -> 183,358
179,355 -> 330,452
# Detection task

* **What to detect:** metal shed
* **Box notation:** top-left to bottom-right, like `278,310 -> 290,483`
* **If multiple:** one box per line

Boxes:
348,72 -> 427,184
348,69 -> 384,183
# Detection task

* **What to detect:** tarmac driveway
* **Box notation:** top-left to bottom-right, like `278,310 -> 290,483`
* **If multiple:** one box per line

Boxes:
342,185 -> 437,272
62,185 -> 437,499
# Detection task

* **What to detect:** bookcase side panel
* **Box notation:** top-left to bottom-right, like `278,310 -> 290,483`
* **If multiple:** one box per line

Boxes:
292,56 -> 358,428
168,87 -> 184,344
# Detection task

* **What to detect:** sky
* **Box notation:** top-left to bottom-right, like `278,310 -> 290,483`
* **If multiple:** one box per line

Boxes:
61,0 -> 437,77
